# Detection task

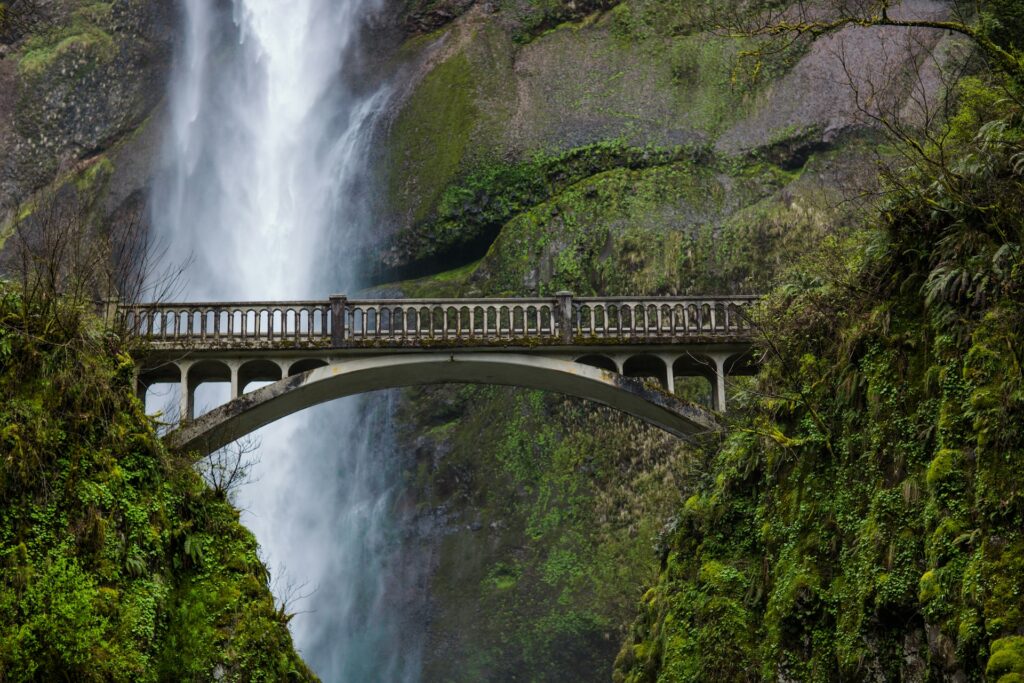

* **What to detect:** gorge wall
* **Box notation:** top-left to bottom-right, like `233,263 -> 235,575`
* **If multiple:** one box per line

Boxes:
2,0 -> 1022,680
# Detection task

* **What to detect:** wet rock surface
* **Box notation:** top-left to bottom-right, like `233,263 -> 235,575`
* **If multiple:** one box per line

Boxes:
0,0 -> 173,211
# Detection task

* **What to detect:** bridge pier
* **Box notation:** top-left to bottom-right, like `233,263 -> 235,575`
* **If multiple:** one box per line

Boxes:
180,360 -> 195,422
656,353 -> 676,395
710,352 -> 728,412
229,362 -> 241,400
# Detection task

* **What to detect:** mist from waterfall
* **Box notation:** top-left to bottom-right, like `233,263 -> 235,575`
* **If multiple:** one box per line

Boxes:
149,0 -> 419,680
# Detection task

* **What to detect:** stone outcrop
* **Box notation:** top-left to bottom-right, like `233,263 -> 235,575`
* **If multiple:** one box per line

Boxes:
0,0 -> 173,221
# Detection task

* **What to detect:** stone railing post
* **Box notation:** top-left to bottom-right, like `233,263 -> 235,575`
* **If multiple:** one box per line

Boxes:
330,294 -> 347,347
555,291 -> 573,343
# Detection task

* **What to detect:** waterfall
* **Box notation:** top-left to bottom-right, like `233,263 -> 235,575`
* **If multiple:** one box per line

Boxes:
150,0 -> 419,680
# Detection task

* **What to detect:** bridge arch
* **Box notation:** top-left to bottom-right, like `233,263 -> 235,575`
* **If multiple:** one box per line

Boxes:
238,359 -> 283,391
622,354 -> 669,388
165,353 -> 720,457
575,354 -> 617,373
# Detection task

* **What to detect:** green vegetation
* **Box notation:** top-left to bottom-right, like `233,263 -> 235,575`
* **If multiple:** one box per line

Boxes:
493,0 -> 615,44
393,141 -> 850,298
17,3 -> 115,77
0,288 -> 315,681
388,50 -> 478,224
400,385 -> 702,681
393,141 -> 705,272
614,46 -> 1024,682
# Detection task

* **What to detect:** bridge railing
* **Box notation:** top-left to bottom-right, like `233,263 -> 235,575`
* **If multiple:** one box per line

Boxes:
343,298 -> 560,342
572,297 -> 754,339
117,301 -> 333,344
116,294 -> 758,346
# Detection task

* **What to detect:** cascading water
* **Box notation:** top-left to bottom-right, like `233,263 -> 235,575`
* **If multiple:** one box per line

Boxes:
150,1 -> 419,680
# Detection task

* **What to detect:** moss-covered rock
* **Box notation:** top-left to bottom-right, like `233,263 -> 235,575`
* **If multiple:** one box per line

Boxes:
0,0 -> 172,209
612,66 -> 1024,681
377,0 -> 945,279
0,286 -> 316,681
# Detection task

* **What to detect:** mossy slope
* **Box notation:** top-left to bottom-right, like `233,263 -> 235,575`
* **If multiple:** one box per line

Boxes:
614,69 -> 1024,682
0,288 -> 316,682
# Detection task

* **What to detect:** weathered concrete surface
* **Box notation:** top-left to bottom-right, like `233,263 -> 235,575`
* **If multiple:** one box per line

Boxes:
166,353 -> 719,456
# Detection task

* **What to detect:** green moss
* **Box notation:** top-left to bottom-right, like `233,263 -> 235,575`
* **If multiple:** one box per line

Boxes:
918,569 -> 939,603
388,50 -> 478,223
74,156 -> 114,193
925,448 -> 957,489
615,66 -> 1024,679
485,562 -> 521,591
17,4 -> 116,77
988,636 -> 1024,680
0,286 -> 316,681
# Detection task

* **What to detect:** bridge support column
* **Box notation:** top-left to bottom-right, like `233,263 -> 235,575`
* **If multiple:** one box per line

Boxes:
610,355 -> 627,374
179,361 -> 194,423
228,361 -> 241,400
658,354 -> 676,395
710,353 -> 728,412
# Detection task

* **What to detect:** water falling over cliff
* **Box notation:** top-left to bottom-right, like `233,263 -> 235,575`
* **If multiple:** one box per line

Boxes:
150,0 -> 418,679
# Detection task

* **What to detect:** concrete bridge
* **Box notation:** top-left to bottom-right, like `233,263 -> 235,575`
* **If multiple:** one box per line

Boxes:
118,293 -> 759,455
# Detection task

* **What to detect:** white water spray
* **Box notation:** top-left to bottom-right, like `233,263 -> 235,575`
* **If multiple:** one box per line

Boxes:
151,1 -> 419,679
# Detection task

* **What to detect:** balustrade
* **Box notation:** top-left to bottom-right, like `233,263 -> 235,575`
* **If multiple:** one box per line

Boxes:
116,294 -> 757,347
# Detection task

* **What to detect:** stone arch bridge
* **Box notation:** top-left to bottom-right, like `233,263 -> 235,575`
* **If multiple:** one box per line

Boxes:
118,293 -> 759,456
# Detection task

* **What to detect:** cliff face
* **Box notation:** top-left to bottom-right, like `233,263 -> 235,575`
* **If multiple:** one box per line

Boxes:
0,0 -> 172,228
612,62 -> 1024,680
372,0 -> 953,284
0,287 -> 317,681
375,1 -> 998,679
3,0 -> 1021,680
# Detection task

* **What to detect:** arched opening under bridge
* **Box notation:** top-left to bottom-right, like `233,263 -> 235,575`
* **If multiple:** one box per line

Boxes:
160,353 -> 722,457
